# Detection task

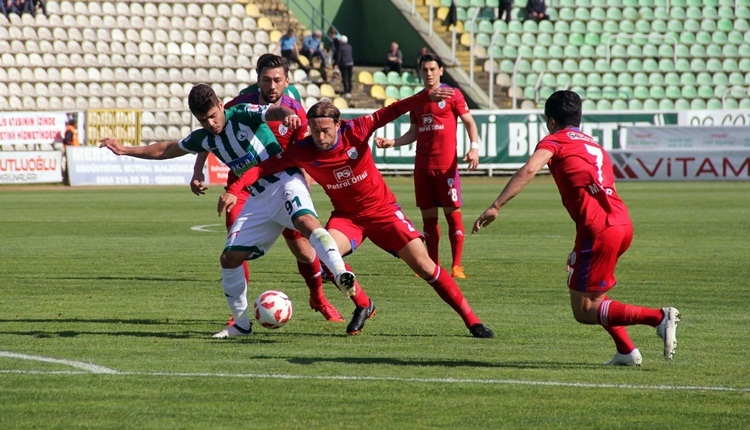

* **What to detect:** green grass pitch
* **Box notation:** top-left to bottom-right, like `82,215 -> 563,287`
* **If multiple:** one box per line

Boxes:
1,177 -> 749,429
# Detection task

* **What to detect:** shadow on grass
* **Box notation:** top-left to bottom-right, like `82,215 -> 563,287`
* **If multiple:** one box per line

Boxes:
51,275 -> 205,282
283,355 -> 601,370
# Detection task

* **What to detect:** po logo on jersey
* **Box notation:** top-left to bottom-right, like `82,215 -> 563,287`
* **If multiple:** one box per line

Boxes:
333,166 -> 353,182
236,130 -> 248,141
346,147 -> 358,160
422,114 -> 434,125
438,100 -> 446,109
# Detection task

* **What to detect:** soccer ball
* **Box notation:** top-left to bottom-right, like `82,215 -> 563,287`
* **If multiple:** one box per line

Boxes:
253,290 -> 293,329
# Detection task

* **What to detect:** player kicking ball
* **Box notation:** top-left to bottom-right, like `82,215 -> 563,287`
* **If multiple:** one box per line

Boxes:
473,90 -> 679,365
221,87 -> 494,338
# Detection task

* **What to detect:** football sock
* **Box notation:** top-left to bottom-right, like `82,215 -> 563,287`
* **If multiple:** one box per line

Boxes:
297,255 -> 324,303
344,263 -> 371,307
445,211 -> 465,267
426,265 -> 480,328
599,299 -> 664,327
603,325 -> 636,354
221,266 -> 251,331
423,217 -> 440,265
308,228 -> 347,277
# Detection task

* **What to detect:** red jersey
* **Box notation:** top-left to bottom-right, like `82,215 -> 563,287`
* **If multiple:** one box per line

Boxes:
409,84 -> 470,170
537,127 -> 631,238
227,90 -> 436,217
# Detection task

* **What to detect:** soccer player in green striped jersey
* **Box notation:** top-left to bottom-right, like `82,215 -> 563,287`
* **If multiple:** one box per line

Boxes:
100,84 -> 355,337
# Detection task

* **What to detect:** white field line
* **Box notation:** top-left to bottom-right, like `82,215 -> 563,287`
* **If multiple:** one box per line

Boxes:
1,351 -> 748,393
190,223 -> 224,233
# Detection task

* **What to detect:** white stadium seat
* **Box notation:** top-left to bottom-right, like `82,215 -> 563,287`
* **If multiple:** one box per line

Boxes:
74,82 -> 88,97
130,2 -> 144,17
173,3 -> 187,17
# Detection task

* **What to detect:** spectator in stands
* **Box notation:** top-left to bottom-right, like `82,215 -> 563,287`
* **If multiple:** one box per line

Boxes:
384,42 -> 403,74
63,116 -> 80,147
301,29 -> 328,82
326,27 -> 341,83
280,27 -> 310,74
496,0 -> 513,23
334,35 -> 354,98
0,0 -> 10,16
8,0 -> 24,15
525,0 -> 549,22
27,0 -> 46,16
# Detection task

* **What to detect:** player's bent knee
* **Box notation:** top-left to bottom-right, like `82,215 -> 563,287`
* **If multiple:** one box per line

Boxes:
220,252 -> 244,269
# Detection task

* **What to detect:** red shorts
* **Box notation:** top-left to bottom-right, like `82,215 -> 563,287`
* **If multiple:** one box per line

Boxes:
413,169 -> 462,210
566,224 -> 633,293
326,205 -> 423,256
226,189 -> 303,240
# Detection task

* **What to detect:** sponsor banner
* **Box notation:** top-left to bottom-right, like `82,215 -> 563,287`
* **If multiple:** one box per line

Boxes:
0,112 -> 69,146
342,109 -> 677,168
206,152 -> 230,185
66,146 -> 198,186
0,151 -> 63,184
624,126 -> 750,150
678,109 -> 750,126
610,150 -> 750,181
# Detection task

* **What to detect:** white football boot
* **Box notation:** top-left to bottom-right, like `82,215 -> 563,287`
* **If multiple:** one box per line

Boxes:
656,307 -> 680,360
604,348 -> 643,367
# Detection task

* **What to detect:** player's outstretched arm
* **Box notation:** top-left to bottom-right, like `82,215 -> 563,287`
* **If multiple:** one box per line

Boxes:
99,138 -> 186,160
472,148 -> 553,233
190,151 -> 209,195
375,123 -> 418,149
370,88 -> 455,130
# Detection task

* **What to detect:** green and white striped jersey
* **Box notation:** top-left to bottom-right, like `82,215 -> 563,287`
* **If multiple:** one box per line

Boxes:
178,104 -> 281,177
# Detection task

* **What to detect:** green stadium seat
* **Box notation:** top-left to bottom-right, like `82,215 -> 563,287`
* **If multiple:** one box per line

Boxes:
656,44 -> 673,58
684,19 -> 701,33
532,45 -> 549,58
606,7 -> 623,20
517,59 -> 532,73
537,33 -> 553,47
542,73 -> 556,88
680,72 -> 696,85
674,98 -> 691,110
521,33 -> 537,46
617,72 -> 633,86
739,44 -> 750,58
659,99 -> 675,110
740,98 -> 750,109
702,19 -> 718,32
570,20 -> 586,33
706,98 -> 723,109
602,72 -> 618,86
514,74 -> 528,87
633,85 -> 650,99
696,71 -> 713,85
678,32 -> 694,45
531,59 -> 547,73
665,85 -> 682,99
738,7 -> 750,19
568,33 -> 585,46
717,18 -> 733,32
639,6 -> 655,20
729,72 -> 745,86
651,19 -> 669,33
476,33 -> 492,47
623,7 -> 639,20
628,99 -> 643,110
572,72 -> 587,86
548,45 -> 564,58
698,85 -> 714,98
671,0 -> 687,6
522,19 -> 538,33
385,85 -> 400,99
690,58 -> 707,71
659,58 -> 676,72
601,85 -> 620,99
612,99 -> 629,110
668,19 -> 684,32
402,71 -> 419,85
611,44 -> 627,58
675,58 -> 691,71
649,85 -> 666,99
503,46 -> 518,59
643,98 -> 659,109
654,7 -> 669,19
643,58 -> 659,72
579,45 -> 596,59
686,6 -> 702,19
742,59 -> 750,73
713,84 -> 728,98
493,20 -> 508,32
596,99 -> 613,110
707,58 -> 723,72
723,98 -> 740,109
635,20 -> 651,33
587,72 -> 603,86
627,58 -> 643,72
723,58 -> 740,72
559,7 -> 575,21
575,7 -> 591,20
664,72 -> 681,86
610,58 -> 627,72
727,30 -> 744,45
695,31 -> 712,45
478,20 -> 495,33
506,33 -> 521,46
582,99 -> 597,111
536,20 -> 553,34
509,20 -> 523,33
670,7 -> 686,19
564,45 -> 580,59
718,5 -> 734,18
593,0 -> 609,6
554,20 -> 570,33
556,73 -> 572,87
523,86 -> 536,101
648,72 -> 665,86
387,71 -> 402,85
586,20 -> 603,34
499,59 -> 515,73
711,31 -> 728,46
627,44 -> 643,58
703,6 -> 719,19
579,58 -> 595,73
603,20 -> 620,33
373,71 -> 388,85
399,85 -> 414,98
563,58 -> 579,73
619,20 -> 635,33
690,44 -> 707,58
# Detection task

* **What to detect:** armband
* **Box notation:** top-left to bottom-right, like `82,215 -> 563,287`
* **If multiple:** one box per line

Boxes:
470,142 -> 480,150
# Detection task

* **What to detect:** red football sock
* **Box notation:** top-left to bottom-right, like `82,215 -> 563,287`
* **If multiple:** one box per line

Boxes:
297,256 -> 324,303
422,217 -> 440,265
344,262 -> 371,307
445,211 -> 465,267
603,325 -> 636,354
599,299 -> 663,327
426,265 -> 480,328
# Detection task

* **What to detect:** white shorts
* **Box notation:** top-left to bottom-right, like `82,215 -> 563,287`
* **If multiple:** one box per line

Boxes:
224,170 -> 317,260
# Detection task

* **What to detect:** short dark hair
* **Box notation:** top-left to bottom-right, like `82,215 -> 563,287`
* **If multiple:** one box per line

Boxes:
307,101 -> 340,122
256,54 -> 289,76
544,90 -> 582,128
188,84 -> 220,115
418,53 -> 444,70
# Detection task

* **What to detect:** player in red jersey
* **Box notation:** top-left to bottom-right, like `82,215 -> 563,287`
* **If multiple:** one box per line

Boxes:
376,53 -> 480,280
190,55 -> 345,323
219,89 -> 495,338
473,90 -> 680,365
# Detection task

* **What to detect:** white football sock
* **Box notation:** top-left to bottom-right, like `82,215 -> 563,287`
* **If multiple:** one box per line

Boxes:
308,228 -> 347,276
221,266 -> 251,330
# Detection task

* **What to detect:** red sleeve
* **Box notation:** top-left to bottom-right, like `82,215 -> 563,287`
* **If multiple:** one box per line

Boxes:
225,155 -> 294,195
224,94 -> 254,109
